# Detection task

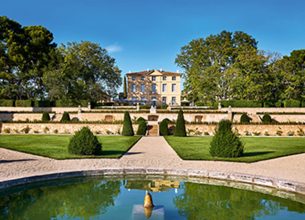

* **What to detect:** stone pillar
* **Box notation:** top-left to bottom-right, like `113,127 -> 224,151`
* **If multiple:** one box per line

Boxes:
88,102 -> 91,111
227,105 -> 233,121
218,102 -> 222,110
136,103 -> 140,111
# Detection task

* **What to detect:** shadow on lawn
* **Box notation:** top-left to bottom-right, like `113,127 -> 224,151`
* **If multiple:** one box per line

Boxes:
0,159 -> 36,164
101,151 -> 142,156
242,151 -> 274,157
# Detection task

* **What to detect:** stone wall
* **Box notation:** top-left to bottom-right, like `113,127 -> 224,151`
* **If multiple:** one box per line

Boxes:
185,124 -> 305,136
0,123 -> 138,135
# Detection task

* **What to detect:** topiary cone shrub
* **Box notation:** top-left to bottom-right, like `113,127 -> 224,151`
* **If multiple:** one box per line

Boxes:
68,127 -> 102,155
42,112 -> 50,122
136,117 -> 146,124
60,111 -> 71,122
261,113 -> 272,124
136,121 -> 147,135
210,120 -> 243,158
240,113 -> 252,124
122,111 -> 134,136
159,119 -> 169,136
174,109 -> 186,137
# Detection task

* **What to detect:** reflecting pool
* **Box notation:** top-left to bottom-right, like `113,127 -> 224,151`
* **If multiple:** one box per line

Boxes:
1,176 -> 305,219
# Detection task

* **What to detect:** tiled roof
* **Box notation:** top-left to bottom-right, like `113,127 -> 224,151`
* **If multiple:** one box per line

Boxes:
126,69 -> 180,76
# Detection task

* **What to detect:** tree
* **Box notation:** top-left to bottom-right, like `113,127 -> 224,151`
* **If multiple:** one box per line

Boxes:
60,112 -> 70,122
210,120 -> 243,158
123,76 -> 127,99
43,41 -> 122,102
159,119 -> 170,136
0,16 -> 57,100
41,112 -> 50,122
174,109 -> 186,137
122,111 -> 134,136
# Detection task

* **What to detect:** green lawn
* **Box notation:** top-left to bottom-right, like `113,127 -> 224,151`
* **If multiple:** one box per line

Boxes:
165,136 -> 305,162
0,135 -> 141,159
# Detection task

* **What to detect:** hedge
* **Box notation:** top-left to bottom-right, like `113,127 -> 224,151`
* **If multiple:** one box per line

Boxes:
0,99 -> 15,107
284,100 -> 303,107
221,100 -> 263,107
15,100 -> 33,107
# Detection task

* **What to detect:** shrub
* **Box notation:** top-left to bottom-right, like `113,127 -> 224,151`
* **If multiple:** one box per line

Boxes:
34,100 -> 54,107
297,128 -> 305,136
174,109 -> 186,137
68,127 -> 102,155
210,120 -> 244,158
221,100 -> 262,107
21,126 -> 31,134
71,117 -> 80,122
276,130 -> 283,136
287,131 -> 295,136
261,113 -> 272,124
122,111 -> 134,136
42,112 -> 50,122
0,99 -> 15,107
43,127 -> 50,134
53,129 -> 59,134
159,119 -> 169,136
253,131 -> 261,136
15,100 -> 33,107
284,99 -> 302,107
136,121 -> 147,135
136,117 -> 146,124
60,112 -> 71,122
3,128 -> 11,133
240,113 -> 252,124
264,131 -> 270,136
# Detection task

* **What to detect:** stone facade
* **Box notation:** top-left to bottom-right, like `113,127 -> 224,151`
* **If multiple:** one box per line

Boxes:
126,69 -> 181,106
0,123 -> 138,135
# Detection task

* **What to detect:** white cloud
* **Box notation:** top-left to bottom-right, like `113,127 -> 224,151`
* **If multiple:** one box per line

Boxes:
105,44 -> 122,53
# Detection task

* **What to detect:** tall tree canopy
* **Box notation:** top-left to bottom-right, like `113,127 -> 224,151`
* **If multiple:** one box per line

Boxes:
0,16 -> 122,103
43,41 -> 122,102
175,31 -> 299,104
0,16 -> 57,99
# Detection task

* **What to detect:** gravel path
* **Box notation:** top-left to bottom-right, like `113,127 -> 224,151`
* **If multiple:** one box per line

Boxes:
1,136 -> 305,193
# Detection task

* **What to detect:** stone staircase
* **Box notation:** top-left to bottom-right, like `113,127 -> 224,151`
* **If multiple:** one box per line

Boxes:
147,125 -> 159,136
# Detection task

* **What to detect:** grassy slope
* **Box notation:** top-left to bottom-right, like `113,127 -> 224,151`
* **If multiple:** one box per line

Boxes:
165,136 -> 305,162
0,135 -> 141,159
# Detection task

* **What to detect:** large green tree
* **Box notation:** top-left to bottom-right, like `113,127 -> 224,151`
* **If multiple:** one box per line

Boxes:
175,31 -> 275,103
43,41 -> 122,102
0,16 -> 57,99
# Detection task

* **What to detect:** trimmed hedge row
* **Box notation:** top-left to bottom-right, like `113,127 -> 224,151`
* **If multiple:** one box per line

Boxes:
0,99 -> 91,107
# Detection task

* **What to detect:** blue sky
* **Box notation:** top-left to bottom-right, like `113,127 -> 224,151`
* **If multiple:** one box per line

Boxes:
2,0 -> 305,81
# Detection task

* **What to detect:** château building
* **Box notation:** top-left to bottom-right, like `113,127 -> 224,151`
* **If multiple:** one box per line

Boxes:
126,69 -> 181,106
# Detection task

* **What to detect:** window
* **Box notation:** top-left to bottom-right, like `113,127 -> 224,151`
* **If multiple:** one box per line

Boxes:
172,76 -> 176,81
152,76 -> 156,81
132,76 -> 136,81
141,84 -> 145,93
162,84 -> 166,92
131,84 -> 136,92
171,84 -> 176,92
141,76 -> 145,80
171,96 -> 176,104
152,83 -> 156,93
162,76 -> 167,80
162,97 -> 167,103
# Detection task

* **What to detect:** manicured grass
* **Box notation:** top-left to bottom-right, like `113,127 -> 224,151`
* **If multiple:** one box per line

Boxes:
0,135 -> 141,159
165,136 -> 305,162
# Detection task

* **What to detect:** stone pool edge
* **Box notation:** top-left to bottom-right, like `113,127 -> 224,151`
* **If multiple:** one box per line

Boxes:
1,167 -> 305,196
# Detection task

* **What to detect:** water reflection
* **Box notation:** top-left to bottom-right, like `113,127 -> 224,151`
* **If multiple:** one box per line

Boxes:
174,182 -> 305,220
0,177 -> 305,220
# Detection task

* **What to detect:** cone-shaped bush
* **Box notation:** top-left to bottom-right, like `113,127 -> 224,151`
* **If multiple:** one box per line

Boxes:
136,117 -> 146,124
42,112 -> 50,122
122,111 -> 134,136
159,119 -> 169,136
60,112 -> 70,122
261,113 -> 272,124
136,121 -> 147,135
210,120 -> 243,158
174,109 -> 186,137
68,127 -> 102,155
240,113 -> 252,124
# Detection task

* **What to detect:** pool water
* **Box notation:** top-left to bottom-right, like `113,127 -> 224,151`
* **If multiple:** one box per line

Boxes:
1,176 -> 305,220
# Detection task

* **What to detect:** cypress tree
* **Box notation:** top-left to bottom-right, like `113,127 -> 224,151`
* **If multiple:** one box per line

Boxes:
122,111 -> 134,136
174,109 -> 186,137
60,112 -> 71,122
123,76 -> 127,99
210,120 -> 243,158
42,112 -> 50,122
